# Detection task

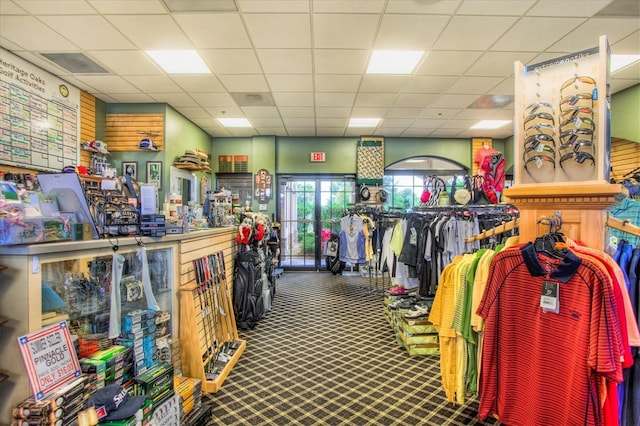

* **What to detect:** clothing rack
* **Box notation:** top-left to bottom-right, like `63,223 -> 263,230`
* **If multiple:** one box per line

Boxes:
606,215 -> 640,238
464,217 -> 520,243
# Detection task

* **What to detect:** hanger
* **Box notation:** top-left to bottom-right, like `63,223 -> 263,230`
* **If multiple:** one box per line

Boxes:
533,212 -> 565,259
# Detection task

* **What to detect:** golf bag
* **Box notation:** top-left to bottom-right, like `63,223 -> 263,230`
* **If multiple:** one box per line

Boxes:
325,234 -> 345,275
233,249 -> 265,330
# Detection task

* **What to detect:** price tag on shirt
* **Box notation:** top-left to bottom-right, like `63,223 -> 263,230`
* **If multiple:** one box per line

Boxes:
410,227 -> 417,245
540,281 -> 559,314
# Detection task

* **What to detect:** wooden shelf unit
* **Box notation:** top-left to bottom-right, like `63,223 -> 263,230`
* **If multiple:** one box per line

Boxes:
177,229 -> 243,393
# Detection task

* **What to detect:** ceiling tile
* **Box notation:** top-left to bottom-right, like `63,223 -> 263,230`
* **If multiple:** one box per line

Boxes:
385,0 -> 462,14
248,117 -> 284,127
173,106 -> 211,119
487,78 -> 515,96
433,16 -> 519,51
431,94 -> 480,109
105,15 -> 192,50
315,106 -> 351,118
217,74 -> 269,92
257,49 -> 312,74
359,75 -> 410,93
313,49 -> 369,74
447,76 -> 505,95
286,127 -> 318,136
428,128 -> 466,138
393,93 -> 438,108
380,118 -> 415,127
492,17 -> 586,52
411,118 -> 447,129
457,0 -> 535,15
38,16 -> 136,50
283,117 -> 316,127
200,49 -> 261,74
313,14 -> 379,49
272,92 -> 314,107
419,108 -> 462,119
243,14 -> 311,48
527,0 -> 614,17
240,106 -> 281,118
72,75 -> 141,93
88,50 -> 162,75
439,118 -> 479,129
108,93 -> 156,102
374,14 -> 449,50
0,1 -> 28,14
170,75 -> 226,93
125,76 -> 183,93
315,92 -> 356,107
88,0 -> 168,14
15,0 -> 95,14
403,76 -> 457,93
350,107 -> 388,117
315,75 -> 361,92
549,18 -> 640,52
610,30 -> 640,55
266,74 -> 313,91
278,106 -> 314,117
237,0 -> 310,13
316,117 -> 348,127
256,127 -> 287,135
466,52 -> 537,77
173,14 -> 252,48
400,128 -> 434,137
191,92 -> 237,107
354,93 -> 398,107
386,108 -> 423,119
0,16 -> 77,50
312,0 -> 384,13
415,51 -> 482,76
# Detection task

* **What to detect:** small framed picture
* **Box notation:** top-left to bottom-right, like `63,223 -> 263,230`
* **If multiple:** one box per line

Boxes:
122,161 -> 138,180
146,161 -> 162,190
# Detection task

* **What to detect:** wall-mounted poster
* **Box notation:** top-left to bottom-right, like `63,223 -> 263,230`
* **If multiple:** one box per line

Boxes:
254,169 -> 272,203
0,48 -> 81,172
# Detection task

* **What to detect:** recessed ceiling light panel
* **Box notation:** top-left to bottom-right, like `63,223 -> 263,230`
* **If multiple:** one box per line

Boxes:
146,50 -> 211,74
218,117 -> 252,128
366,51 -> 424,74
470,120 -> 511,130
349,118 -> 381,127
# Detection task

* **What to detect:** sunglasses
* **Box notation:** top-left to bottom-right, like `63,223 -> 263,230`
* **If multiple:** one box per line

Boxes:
560,93 -> 593,110
524,111 -> 555,127
559,139 -> 595,155
525,101 -> 554,115
525,133 -> 556,149
524,142 -> 555,158
560,128 -> 594,144
561,76 -> 596,92
524,122 -> 556,138
524,153 -> 556,173
560,107 -> 594,121
560,116 -> 595,133
559,151 -> 596,168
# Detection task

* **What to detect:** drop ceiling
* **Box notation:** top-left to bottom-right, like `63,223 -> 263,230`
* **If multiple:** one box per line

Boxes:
0,0 -> 638,139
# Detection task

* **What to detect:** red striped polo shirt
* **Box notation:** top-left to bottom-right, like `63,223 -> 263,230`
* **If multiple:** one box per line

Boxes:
477,243 -> 623,426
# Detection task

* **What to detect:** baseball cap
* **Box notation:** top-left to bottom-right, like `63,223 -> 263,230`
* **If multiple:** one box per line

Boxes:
139,138 -> 158,151
86,384 -> 145,422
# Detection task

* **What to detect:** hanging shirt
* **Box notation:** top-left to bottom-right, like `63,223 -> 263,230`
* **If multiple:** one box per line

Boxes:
339,215 -> 366,264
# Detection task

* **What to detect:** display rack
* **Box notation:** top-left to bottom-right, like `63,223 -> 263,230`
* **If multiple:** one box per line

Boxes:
179,250 -> 245,393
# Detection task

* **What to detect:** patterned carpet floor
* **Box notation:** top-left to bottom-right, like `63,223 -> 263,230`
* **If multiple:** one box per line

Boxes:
204,271 -> 498,426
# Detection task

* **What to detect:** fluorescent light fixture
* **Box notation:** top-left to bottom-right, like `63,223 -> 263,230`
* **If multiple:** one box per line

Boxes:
348,118 -> 381,127
217,117 -> 252,128
366,50 -> 424,74
470,120 -> 511,130
611,54 -> 640,73
146,50 -> 211,74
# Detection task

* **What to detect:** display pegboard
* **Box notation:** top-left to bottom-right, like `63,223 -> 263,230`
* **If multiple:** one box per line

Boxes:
513,35 -> 611,187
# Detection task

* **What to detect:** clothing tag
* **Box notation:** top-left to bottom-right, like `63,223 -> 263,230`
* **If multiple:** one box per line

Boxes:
409,227 -> 417,245
540,281 -> 559,314
535,157 -> 543,168
95,405 -> 107,420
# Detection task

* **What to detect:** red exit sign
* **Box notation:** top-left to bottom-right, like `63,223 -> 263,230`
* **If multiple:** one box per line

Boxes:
310,152 -> 326,162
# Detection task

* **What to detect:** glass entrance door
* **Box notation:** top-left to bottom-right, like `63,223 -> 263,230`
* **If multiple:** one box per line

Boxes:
278,175 -> 356,271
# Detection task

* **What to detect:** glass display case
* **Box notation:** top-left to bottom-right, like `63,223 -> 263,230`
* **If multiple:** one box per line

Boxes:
40,247 -> 173,338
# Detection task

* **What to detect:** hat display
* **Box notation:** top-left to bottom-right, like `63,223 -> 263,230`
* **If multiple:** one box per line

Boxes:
376,188 -> 388,203
453,188 -> 471,205
359,185 -> 370,201
81,140 -> 110,155
86,384 -> 145,422
139,138 -> 158,151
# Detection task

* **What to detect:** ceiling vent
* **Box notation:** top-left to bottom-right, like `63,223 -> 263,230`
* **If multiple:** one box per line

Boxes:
162,0 -> 238,12
231,92 -> 276,107
40,53 -> 109,74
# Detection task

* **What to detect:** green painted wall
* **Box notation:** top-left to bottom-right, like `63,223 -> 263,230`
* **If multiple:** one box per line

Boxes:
384,137 -> 471,169
276,137 -> 358,174
211,137 -> 253,172
611,84 -> 640,143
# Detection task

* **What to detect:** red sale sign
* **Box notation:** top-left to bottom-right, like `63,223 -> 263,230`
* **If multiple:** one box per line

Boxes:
17,321 -> 81,401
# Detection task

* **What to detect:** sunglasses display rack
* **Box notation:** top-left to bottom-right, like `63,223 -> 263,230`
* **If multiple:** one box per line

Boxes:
513,35 -> 611,186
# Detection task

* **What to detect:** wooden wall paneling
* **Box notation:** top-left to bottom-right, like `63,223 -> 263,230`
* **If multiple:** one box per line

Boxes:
106,113 -> 164,152
611,138 -> 640,181
79,91 -> 96,167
